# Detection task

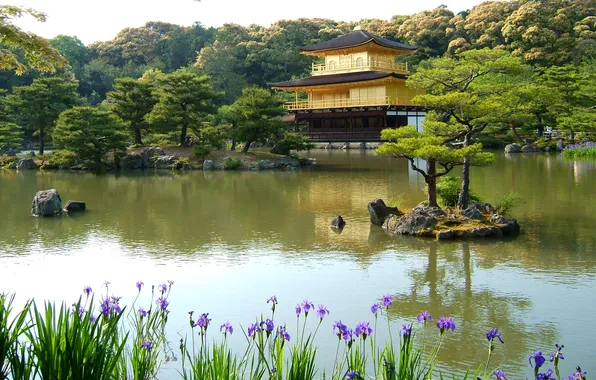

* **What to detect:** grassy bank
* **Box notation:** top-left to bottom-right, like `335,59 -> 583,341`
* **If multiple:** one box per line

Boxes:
562,142 -> 596,159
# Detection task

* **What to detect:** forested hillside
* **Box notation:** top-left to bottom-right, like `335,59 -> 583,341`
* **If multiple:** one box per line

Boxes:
2,0 -> 595,105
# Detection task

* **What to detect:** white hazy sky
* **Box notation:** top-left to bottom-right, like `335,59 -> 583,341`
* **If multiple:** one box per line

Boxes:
13,0 -> 483,45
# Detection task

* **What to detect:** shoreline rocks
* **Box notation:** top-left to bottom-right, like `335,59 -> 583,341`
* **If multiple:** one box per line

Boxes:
330,215 -> 346,230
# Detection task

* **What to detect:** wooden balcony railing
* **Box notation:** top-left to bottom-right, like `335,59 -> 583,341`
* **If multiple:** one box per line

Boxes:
312,59 -> 408,76
284,96 -> 412,110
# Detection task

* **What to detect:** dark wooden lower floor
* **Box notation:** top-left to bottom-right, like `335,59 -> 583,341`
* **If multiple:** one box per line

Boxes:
291,107 -> 426,142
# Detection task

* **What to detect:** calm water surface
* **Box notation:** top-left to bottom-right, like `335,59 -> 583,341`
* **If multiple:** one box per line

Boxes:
1,150 -> 595,378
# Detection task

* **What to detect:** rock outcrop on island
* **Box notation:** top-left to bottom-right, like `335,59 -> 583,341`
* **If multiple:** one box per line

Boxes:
367,199 -> 399,226
382,202 -> 520,240
31,189 -> 63,217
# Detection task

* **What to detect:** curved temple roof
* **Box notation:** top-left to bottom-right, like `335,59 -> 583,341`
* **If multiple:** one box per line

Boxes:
299,30 -> 417,53
268,71 -> 407,89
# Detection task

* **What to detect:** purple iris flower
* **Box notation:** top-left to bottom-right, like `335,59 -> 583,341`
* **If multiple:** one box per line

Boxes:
83,286 -> 92,297
371,303 -> 382,316
89,314 -> 97,323
78,307 -> 86,317
159,283 -> 167,294
492,369 -> 506,380
316,305 -> 329,320
401,324 -> 412,336
549,343 -> 564,362
436,317 -> 456,333
194,313 -> 211,329
342,328 -> 354,343
295,304 -> 302,316
535,368 -> 555,380
100,297 -> 111,317
354,321 -> 373,339
220,321 -> 233,335
138,307 -> 147,318
156,297 -> 169,311
141,341 -> 152,351
275,326 -> 291,342
486,328 -> 504,343
248,322 -> 262,338
301,299 -> 314,315
260,318 -> 274,333
347,371 -> 361,379
529,351 -> 546,369
267,295 -> 278,304
417,311 -> 433,323
168,280 -> 174,286
382,294 -> 393,308
136,281 -> 144,292
333,320 -> 348,339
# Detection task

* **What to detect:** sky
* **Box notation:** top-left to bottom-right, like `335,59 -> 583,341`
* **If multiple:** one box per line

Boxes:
13,0 -> 484,45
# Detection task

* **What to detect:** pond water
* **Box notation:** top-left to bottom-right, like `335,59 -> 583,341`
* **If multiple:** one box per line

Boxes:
1,150 -> 595,378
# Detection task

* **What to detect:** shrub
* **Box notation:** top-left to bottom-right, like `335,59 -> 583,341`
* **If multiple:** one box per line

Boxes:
46,150 -> 79,168
434,176 -> 481,208
222,157 -> 242,170
193,145 -> 211,160
271,132 -> 314,155
534,138 -> 557,150
0,155 -> 17,167
494,192 -> 524,216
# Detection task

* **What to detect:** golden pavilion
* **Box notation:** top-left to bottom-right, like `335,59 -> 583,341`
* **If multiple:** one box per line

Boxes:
268,30 -> 426,142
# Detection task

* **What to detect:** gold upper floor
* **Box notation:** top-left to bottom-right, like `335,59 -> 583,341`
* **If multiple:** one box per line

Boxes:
311,51 -> 408,76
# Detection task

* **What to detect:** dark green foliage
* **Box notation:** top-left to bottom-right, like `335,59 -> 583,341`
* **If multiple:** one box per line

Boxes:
272,132 -> 313,155
146,69 -> 219,146
435,176 -> 481,208
45,150 -> 79,168
228,86 -> 285,153
107,77 -> 158,145
53,106 -> 129,171
0,122 -> 22,152
222,157 -> 242,170
6,76 -> 79,154
193,145 -> 211,160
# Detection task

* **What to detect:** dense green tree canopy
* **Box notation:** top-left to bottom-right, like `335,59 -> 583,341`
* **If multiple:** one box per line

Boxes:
106,77 -> 158,145
6,76 -> 79,154
227,86 -> 285,153
377,126 -> 494,208
147,69 -> 219,146
53,106 -> 129,171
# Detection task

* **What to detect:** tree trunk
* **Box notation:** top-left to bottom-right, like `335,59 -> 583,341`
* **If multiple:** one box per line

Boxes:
457,134 -> 472,210
95,153 -> 104,173
134,127 -> 143,146
180,123 -> 188,146
510,122 -> 522,142
242,139 -> 253,153
425,159 -> 439,208
537,126 -> 544,138
570,129 -> 575,141
39,126 -> 45,155
230,137 -> 236,151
